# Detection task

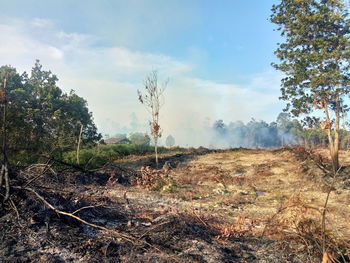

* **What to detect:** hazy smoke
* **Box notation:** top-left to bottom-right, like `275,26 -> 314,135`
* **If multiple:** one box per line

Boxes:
102,114 -> 297,149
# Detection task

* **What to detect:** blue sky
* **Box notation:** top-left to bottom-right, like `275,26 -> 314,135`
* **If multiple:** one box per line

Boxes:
0,0 -> 285,146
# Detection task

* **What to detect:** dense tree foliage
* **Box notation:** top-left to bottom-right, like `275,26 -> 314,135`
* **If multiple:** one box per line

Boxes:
0,61 -> 101,164
271,0 -> 350,171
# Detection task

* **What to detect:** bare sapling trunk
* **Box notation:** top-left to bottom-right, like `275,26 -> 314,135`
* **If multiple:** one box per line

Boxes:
0,75 -> 9,201
138,71 -> 167,169
76,124 -> 83,165
154,138 -> 158,168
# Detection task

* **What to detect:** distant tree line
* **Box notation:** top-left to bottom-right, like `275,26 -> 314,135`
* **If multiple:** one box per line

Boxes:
103,133 -> 176,149
102,133 -> 151,146
211,113 -> 350,150
0,61 -> 101,164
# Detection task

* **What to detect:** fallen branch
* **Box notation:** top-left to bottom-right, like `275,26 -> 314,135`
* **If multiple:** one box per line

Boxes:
15,186 -> 183,262
23,161 -> 56,187
9,197 -> 23,227
16,186 -> 137,243
42,155 -> 91,173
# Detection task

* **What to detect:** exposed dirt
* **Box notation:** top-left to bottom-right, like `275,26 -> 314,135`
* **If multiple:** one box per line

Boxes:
1,148 -> 350,262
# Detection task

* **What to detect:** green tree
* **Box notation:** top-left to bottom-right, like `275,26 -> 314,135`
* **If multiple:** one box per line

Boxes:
271,0 -> 350,171
0,61 -> 100,163
0,66 -> 34,156
129,132 -> 151,146
165,135 -> 175,148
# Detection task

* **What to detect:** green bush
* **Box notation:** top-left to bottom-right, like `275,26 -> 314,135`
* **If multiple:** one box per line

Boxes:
62,148 -> 107,169
62,144 -> 172,169
7,150 -> 39,166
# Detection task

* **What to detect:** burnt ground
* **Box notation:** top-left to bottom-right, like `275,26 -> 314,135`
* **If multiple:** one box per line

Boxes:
1,148 -> 350,262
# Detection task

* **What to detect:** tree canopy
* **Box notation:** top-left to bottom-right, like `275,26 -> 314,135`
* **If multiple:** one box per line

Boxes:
0,61 -> 101,164
271,0 -> 350,170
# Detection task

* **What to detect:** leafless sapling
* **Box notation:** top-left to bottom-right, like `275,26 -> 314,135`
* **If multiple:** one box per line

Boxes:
76,124 -> 83,164
138,71 -> 167,168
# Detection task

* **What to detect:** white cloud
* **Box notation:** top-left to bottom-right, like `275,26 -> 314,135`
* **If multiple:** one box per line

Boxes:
48,46 -> 64,59
0,17 -> 284,146
31,18 -> 54,28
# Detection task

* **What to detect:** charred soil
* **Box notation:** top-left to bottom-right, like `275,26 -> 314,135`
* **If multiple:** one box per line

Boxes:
1,148 -> 350,262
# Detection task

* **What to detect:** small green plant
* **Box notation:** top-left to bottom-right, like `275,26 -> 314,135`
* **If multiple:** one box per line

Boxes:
160,177 -> 177,193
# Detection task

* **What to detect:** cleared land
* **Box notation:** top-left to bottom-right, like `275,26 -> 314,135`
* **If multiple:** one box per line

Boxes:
1,148 -> 350,262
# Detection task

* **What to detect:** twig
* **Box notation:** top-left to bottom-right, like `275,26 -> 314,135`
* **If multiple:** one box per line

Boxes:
0,193 -> 22,227
76,124 -> 83,165
103,240 -> 112,257
72,205 -> 102,215
9,197 -> 23,227
42,155 -> 91,173
24,161 -> 55,187
138,220 -> 172,240
191,207 -> 208,227
321,166 -> 341,257
123,191 -> 136,215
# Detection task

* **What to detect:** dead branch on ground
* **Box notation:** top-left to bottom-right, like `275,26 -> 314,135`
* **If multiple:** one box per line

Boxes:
42,155 -> 92,173
13,186 -> 183,262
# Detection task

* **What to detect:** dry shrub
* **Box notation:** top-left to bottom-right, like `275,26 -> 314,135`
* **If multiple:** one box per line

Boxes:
175,165 -> 228,185
213,216 -> 261,240
135,208 -> 170,222
263,195 -> 350,262
230,176 -> 247,187
133,166 -> 177,192
292,145 -> 329,167
293,145 -> 311,156
251,163 -> 274,177
266,196 -> 321,236
107,171 -> 119,186
178,208 -> 259,241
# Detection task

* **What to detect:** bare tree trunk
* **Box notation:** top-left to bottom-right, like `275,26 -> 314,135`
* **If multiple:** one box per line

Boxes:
334,94 -> 340,172
0,76 -> 9,201
154,138 -> 158,169
281,136 -> 284,147
76,124 -> 83,165
324,101 -> 339,173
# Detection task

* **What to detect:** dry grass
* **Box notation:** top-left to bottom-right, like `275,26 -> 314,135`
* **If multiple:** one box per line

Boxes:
150,148 -> 350,261
98,147 -> 350,261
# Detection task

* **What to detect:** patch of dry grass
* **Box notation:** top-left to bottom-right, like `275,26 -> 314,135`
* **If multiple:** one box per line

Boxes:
157,148 -> 350,261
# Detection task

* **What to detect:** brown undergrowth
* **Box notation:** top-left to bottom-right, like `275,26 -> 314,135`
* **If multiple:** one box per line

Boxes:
263,191 -> 350,262
2,148 -> 350,262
